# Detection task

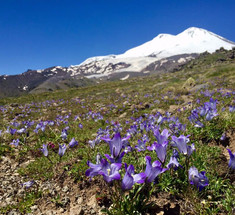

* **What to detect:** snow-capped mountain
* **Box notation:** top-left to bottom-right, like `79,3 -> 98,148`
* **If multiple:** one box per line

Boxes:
65,27 -> 235,78
1,27 -> 235,98
117,27 -> 235,58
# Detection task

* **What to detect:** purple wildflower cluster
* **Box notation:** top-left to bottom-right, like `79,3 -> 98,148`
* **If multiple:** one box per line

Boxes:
85,124 -> 208,191
86,132 -> 168,190
189,98 -> 218,127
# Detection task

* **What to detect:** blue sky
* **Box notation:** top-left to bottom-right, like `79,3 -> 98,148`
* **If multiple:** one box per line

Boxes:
0,0 -> 235,75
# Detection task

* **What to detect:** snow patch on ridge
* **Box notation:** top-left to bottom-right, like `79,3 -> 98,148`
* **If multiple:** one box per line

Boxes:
120,74 -> 129,80
23,85 -> 28,91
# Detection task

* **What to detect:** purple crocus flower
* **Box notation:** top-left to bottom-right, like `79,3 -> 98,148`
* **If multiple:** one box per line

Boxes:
206,111 -> 218,121
85,161 -> 103,179
17,128 -> 26,134
122,164 -> 146,190
144,156 -> 168,183
86,159 -> 121,183
41,144 -> 48,156
21,180 -> 35,189
155,142 -> 168,163
229,105 -> 235,112
172,135 -> 189,154
88,139 -> 96,149
172,135 -> 195,156
99,159 -> 122,183
147,142 -> 158,151
135,139 -> 147,152
167,155 -> 182,170
69,138 -> 78,147
101,132 -> 130,159
187,143 -> 196,157
220,133 -> 226,141
78,123 -> 83,129
188,166 -> 209,191
58,144 -> 67,157
153,129 -> 170,145
227,149 -> 235,170
10,139 -> 19,147
10,128 -> 17,135
105,151 -> 125,163
61,129 -> 68,140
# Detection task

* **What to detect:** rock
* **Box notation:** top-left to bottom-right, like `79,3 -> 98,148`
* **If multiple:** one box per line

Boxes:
8,209 -> 20,215
151,108 -> 158,114
5,197 -> 13,204
119,112 -> 127,119
157,109 -> 165,115
18,188 -> 25,195
69,206 -> 84,215
61,196 -> 70,207
62,185 -> 69,193
130,104 -> 136,110
87,195 -> 97,208
44,211 -> 56,215
10,103 -> 19,107
168,105 -> 179,113
2,180 -> 9,186
59,208 -> 65,213
30,205 -> 38,211
163,96 -> 169,100
190,83 -> 209,92
90,209 -> 96,214
115,88 -> 120,93
1,156 -> 9,163
123,101 -> 130,106
76,196 -> 83,205
182,77 -> 196,90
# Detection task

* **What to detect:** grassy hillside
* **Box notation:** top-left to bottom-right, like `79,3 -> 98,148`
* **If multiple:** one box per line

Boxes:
0,50 -> 234,214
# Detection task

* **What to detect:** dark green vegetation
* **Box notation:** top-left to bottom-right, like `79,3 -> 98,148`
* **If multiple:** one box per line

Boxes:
0,49 -> 235,214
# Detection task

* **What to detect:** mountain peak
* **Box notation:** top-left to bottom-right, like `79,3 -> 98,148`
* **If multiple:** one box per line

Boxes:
116,27 -> 235,59
184,27 -> 205,31
180,27 -> 212,37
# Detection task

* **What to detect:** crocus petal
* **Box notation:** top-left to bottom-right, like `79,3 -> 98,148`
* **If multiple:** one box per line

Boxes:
58,144 -> 67,157
112,133 -> 122,157
227,149 -> 235,169
187,144 -> 195,157
155,143 -> 167,163
172,135 -> 188,155
145,156 -> 152,177
167,156 -> 182,169
122,172 -> 134,190
146,167 -> 162,183
133,172 -> 146,184
147,142 -> 157,151
21,180 -> 34,189
145,156 -> 165,183
69,138 -> 78,147
188,166 -> 209,190
41,144 -> 48,157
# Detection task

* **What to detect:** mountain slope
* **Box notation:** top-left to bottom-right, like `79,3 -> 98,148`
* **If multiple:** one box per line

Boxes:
0,27 -> 234,98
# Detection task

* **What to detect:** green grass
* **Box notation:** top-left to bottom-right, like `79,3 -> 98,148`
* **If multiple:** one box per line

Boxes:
0,52 -> 235,214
